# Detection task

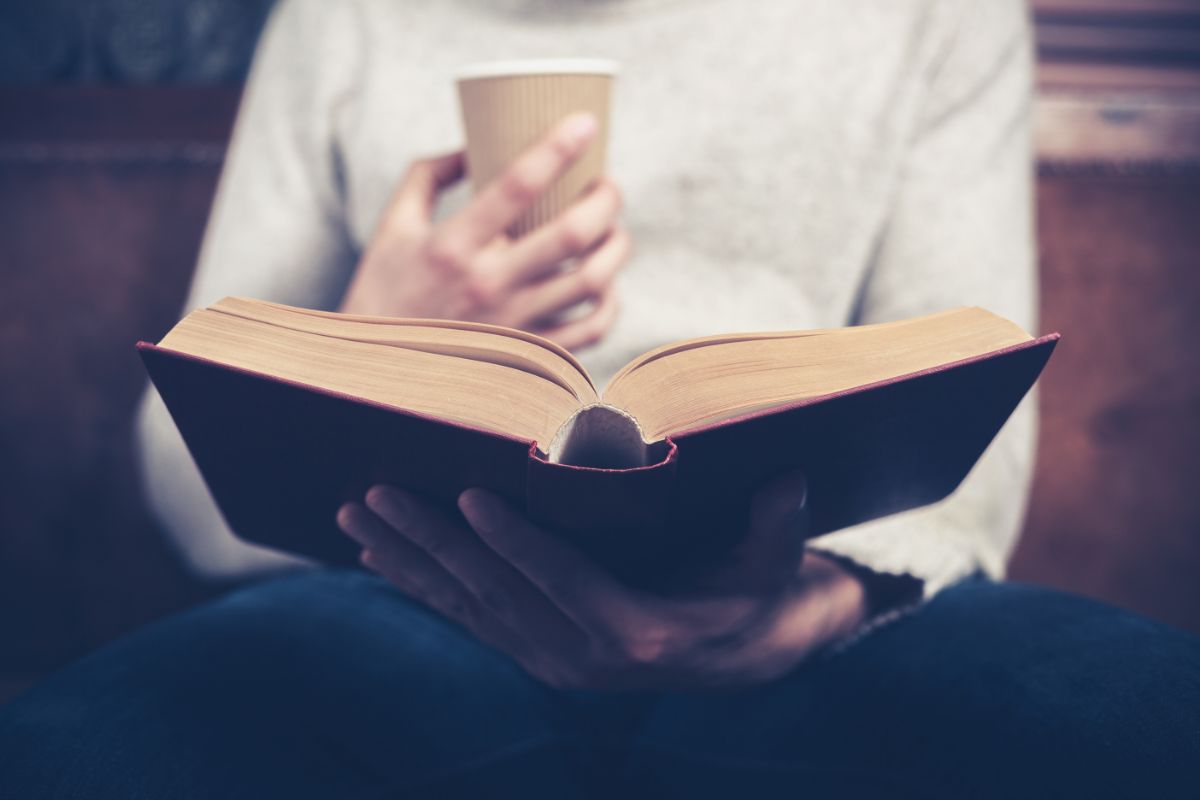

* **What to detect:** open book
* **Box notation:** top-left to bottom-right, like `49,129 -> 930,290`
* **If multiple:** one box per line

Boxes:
141,298 -> 1057,580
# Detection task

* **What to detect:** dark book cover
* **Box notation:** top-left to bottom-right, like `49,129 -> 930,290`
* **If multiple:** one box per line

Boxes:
140,334 -> 1057,582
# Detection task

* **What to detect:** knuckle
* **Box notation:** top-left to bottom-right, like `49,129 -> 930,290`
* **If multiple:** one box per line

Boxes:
618,631 -> 669,668
558,216 -> 595,254
577,261 -> 610,297
499,169 -> 541,207
462,270 -> 501,310
424,236 -> 470,274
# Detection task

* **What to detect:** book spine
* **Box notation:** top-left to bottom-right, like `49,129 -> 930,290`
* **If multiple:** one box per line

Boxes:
525,440 -> 680,583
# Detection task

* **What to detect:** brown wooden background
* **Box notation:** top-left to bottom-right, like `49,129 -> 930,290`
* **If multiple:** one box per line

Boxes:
1,1 -> 1198,702
1012,0 -> 1200,632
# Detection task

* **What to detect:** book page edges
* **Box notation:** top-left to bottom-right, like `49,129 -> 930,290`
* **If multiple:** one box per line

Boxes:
137,342 -> 536,449
663,333 -> 1060,442
230,298 -> 594,395
138,332 -> 1057,473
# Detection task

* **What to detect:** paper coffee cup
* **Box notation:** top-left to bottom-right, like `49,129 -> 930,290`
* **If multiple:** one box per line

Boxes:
457,58 -> 617,238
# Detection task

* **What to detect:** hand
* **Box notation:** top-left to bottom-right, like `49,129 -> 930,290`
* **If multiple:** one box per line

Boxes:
336,473 -> 874,690
339,112 -> 628,351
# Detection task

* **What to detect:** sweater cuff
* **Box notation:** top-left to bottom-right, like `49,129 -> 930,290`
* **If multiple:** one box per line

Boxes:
806,510 -> 985,601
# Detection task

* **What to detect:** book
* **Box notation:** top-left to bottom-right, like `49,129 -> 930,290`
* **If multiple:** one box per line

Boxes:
140,297 -> 1057,581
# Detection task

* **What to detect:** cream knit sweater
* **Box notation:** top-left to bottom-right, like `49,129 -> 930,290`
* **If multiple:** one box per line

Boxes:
137,0 -> 1038,597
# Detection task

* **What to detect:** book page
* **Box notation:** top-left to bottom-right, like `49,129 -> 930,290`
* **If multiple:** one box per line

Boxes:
601,308 -> 1032,441
160,306 -> 588,450
215,297 -> 598,403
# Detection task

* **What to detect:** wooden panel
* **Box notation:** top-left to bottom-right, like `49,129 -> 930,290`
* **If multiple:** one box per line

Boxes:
1013,172 -> 1200,633
1024,1 -> 1200,634
1036,89 -> 1200,165
1032,0 -> 1200,74
0,89 -> 238,686
1035,0 -> 1200,12
0,87 -> 243,143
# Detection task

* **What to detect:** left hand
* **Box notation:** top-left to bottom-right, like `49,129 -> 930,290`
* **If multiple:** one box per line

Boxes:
336,473 -> 872,690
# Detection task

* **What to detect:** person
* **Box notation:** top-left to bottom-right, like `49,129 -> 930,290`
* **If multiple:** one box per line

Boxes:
2,0 -> 1197,797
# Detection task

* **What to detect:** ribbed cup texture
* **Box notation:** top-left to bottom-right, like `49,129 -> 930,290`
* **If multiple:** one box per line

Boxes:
458,73 -> 612,238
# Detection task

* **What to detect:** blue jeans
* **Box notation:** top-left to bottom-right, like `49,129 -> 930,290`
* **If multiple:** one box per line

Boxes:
2,570 -> 1197,799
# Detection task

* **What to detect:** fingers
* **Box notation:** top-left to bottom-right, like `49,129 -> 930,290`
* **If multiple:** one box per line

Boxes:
443,113 -> 599,250
457,488 -> 639,636
338,501 -> 471,617
363,486 -> 582,644
503,179 -> 623,286
337,500 -> 534,657
536,283 -> 621,351
514,225 -> 629,325
738,471 -> 810,571
388,151 -> 466,233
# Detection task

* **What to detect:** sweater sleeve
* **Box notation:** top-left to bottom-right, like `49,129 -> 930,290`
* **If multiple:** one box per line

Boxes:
135,0 -> 365,578
809,0 -> 1038,598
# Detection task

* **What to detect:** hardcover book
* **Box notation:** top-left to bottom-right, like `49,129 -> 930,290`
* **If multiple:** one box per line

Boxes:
140,297 -> 1057,580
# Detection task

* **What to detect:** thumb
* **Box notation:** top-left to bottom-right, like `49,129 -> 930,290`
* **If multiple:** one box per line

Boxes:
742,471 -> 810,563
390,150 -> 466,230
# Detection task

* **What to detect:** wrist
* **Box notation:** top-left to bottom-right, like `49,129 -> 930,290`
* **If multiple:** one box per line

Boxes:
810,550 -> 924,620
798,552 -> 871,635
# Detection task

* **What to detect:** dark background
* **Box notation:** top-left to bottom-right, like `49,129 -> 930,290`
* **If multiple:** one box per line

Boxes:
2,0 -> 1199,702
0,0 -> 273,84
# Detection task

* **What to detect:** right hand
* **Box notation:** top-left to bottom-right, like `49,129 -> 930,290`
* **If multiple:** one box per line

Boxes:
337,473 -> 877,690
340,113 -> 629,351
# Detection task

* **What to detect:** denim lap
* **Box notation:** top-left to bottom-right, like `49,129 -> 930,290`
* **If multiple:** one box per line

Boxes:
2,570 -> 1198,799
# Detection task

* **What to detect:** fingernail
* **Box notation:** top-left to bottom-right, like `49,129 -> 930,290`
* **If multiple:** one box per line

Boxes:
338,503 -> 372,546
562,113 -> 597,147
336,504 -> 358,535
366,485 -> 405,521
788,472 -> 808,510
458,489 -> 495,534
787,474 -> 808,533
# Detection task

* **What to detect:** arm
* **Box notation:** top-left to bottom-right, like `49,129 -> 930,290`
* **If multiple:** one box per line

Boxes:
810,0 -> 1038,597
138,0 -> 628,579
136,0 -> 365,578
